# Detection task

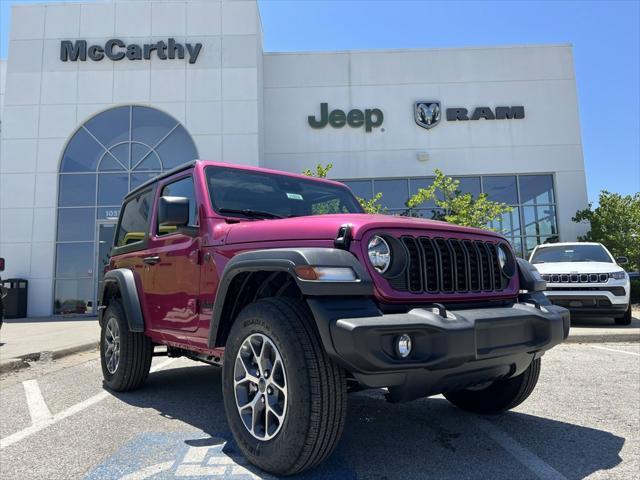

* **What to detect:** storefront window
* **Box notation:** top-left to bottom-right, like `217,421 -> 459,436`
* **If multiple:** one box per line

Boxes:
453,177 -> 481,198
482,176 -> 518,204
519,174 -> 555,205
337,174 -> 558,257
342,180 -> 373,200
373,179 -> 409,213
54,106 -> 198,314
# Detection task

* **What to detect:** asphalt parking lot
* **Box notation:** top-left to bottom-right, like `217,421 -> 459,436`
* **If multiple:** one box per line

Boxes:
0,342 -> 638,480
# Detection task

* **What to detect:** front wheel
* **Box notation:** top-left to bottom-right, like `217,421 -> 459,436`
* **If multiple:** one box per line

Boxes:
615,305 -> 632,326
444,357 -> 541,414
222,297 -> 347,476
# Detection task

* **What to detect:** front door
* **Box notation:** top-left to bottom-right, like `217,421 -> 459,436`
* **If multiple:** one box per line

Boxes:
144,173 -> 201,334
95,222 -> 117,307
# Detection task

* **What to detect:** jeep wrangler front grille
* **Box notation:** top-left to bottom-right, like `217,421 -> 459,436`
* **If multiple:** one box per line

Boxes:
393,236 -> 510,294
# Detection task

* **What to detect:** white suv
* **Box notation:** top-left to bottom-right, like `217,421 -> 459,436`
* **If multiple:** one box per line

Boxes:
530,242 -> 632,325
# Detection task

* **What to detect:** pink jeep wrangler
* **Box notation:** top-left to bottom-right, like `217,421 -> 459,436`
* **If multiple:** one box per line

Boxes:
100,160 -> 569,475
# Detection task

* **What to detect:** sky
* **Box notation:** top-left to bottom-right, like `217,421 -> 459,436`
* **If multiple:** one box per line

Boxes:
1,0 -> 639,203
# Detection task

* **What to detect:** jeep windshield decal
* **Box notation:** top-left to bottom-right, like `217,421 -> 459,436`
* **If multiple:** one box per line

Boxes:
205,166 -> 363,219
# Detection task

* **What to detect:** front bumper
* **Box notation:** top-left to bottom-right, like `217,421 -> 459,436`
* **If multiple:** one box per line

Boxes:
543,283 -> 630,317
307,294 -> 569,401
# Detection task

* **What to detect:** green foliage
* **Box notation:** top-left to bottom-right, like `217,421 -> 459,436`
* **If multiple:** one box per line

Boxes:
356,193 -> 386,214
573,191 -> 640,271
303,163 -> 385,214
630,279 -> 640,304
405,169 -> 513,230
303,163 -> 334,178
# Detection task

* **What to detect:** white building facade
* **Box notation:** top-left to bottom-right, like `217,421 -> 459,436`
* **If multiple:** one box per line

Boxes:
0,0 -> 588,316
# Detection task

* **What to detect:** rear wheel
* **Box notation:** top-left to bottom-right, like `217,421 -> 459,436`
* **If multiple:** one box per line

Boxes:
615,305 -> 632,326
444,358 -> 541,414
100,300 -> 153,391
222,297 -> 347,476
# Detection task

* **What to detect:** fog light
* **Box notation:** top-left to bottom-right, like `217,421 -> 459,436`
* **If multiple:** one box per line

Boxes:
395,334 -> 412,358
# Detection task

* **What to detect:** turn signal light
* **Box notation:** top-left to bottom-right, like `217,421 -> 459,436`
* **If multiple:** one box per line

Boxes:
294,266 -> 357,282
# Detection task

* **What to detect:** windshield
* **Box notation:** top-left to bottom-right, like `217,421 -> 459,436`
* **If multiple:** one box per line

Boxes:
531,244 -> 612,264
206,166 -> 363,219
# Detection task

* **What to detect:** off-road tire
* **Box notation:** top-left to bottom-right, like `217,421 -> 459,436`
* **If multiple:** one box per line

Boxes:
222,297 -> 347,476
444,357 -> 541,414
614,305 -> 632,326
100,300 -> 153,391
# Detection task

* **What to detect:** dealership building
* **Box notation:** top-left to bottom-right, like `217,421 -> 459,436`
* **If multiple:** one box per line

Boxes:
0,0 -> 589,316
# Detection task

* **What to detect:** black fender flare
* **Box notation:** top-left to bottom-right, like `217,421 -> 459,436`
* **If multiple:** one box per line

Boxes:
208,247 -> 374,348
100,269 -> 145,332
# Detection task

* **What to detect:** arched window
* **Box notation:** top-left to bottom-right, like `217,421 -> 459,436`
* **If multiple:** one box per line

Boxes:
54,106 -> 198,314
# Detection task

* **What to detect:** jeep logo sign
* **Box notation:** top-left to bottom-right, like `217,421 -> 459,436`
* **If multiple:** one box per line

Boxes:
308,103 -> 384,132
60,39 -> 203,64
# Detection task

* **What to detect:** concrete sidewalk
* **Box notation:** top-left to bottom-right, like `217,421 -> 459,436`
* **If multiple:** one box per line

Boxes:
0,316 -> 99,373
0,307 -> 638,373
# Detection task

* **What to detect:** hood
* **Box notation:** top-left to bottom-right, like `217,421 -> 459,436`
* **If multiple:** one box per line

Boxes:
533,261 -> 622,275
222,214 -> 503,245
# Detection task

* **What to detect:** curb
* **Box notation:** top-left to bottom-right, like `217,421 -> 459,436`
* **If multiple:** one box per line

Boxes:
566,333 -> 640,344
0,341 -> 99,375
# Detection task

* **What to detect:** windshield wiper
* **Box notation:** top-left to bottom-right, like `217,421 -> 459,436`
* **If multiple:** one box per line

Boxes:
218,208 -> 284,219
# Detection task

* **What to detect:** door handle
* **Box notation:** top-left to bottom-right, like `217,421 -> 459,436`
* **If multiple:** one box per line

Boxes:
143,256 -> 160,265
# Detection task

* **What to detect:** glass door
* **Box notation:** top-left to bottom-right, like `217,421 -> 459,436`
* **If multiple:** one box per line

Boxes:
95,222 -> 117,308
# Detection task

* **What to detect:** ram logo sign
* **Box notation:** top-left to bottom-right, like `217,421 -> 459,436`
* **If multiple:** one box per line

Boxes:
414,101 -> 441,129
414,102 -> 525,130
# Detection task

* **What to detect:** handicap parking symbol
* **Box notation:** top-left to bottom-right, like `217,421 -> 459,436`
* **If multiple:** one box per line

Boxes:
85,431 -> 355,479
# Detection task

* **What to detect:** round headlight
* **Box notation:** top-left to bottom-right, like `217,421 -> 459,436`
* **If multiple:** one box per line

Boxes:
368,235 -> 391,273
498,246 -> 507,269
497,244 -> 515,277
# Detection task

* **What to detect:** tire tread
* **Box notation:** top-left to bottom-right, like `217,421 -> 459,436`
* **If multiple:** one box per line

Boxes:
222,297 -> 347,476
101,300 -> 152,392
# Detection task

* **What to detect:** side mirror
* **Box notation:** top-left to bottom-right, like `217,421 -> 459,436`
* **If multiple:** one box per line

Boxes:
0,257 -> 4,272
158,196 -> 190,227
616,256 -> 629,265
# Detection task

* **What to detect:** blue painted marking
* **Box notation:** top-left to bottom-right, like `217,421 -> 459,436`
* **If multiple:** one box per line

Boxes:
85,431 -> 355,479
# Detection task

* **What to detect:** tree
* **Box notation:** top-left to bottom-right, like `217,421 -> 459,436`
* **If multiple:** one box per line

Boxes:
573,191 -> 640,271
357,192 -> 385,214
405,169 -> 513,231
302,163 -> 334,179
303,163 -> 385,214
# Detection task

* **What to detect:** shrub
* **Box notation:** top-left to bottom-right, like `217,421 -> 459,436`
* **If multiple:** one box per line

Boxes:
630,279 -> 640,304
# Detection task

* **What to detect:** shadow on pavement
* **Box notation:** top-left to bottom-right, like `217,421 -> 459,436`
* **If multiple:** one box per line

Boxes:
111,363 -> 625,479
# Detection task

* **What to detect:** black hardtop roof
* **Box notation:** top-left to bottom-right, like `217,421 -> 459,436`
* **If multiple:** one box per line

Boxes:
124,160 -> 197,201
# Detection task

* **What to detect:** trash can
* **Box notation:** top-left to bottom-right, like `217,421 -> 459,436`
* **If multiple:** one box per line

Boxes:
2,279 -> 28,319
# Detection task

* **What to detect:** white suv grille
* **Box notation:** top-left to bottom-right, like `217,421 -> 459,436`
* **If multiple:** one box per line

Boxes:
541,273 -> 609,284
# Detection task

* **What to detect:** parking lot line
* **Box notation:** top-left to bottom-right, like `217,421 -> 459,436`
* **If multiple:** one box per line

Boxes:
23,379 -> 53,426
0,358 -> 175,450
590,345 -> 640,357
473,417 -> 568,480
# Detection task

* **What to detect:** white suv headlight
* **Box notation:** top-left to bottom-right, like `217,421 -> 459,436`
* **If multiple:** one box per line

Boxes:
610,271 -> 627,280
368,235 -> 391,273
